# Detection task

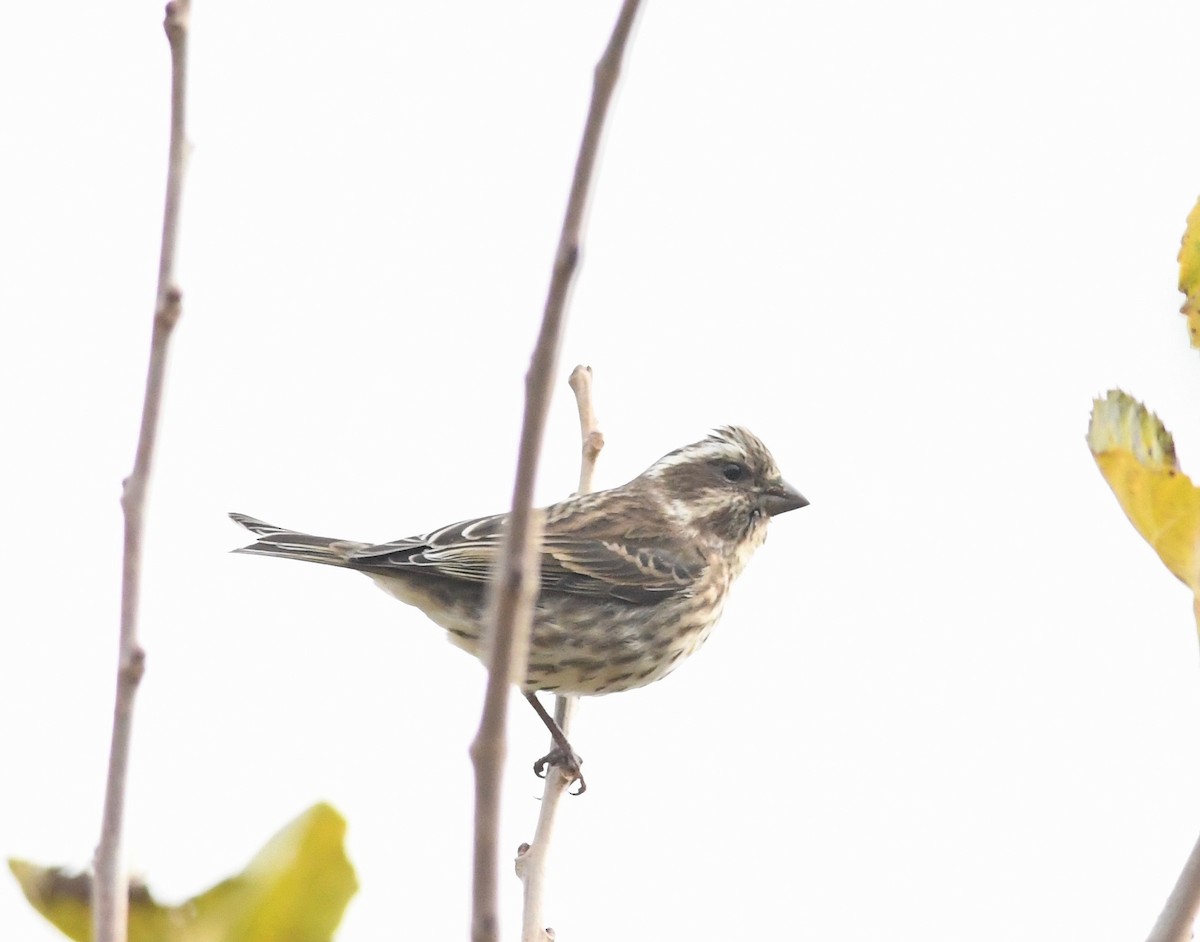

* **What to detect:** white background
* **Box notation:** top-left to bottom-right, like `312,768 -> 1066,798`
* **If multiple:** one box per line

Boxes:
4,2 -> 1200,939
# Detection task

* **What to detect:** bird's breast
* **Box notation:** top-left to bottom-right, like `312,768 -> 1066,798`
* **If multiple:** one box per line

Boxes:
521,574 -> 729,697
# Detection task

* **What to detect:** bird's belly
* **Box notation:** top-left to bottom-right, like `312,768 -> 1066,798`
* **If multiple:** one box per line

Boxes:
368,572 -> 726,697
523,595 -> 724,696
368,572 -> 487,653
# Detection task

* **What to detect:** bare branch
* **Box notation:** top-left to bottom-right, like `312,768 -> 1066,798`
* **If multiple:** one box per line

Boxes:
1146,823 -> 1200,942
516,368 -> 605,942
469,4 -> 644,940
92,4 -> 190,942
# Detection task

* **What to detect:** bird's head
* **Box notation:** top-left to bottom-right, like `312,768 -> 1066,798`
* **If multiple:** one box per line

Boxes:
644,426 -> 807,564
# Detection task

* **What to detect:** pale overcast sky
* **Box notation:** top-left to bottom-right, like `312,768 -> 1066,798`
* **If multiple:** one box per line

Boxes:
5,2 -> 1200,940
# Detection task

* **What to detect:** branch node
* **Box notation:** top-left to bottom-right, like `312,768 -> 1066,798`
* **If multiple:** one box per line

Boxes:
514,843 -> 531,880
156,288 -> 182,329
120,647 -> 146,685
554,242 -> 580,278
164,0 -> 189,37
584,430 -> 604,462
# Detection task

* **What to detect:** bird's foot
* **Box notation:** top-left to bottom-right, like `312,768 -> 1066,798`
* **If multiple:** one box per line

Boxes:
533,747 -> 586,796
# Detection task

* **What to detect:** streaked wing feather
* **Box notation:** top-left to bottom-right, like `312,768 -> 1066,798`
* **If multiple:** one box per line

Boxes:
541,536 -> 703,603
345,513 -> 504,583
344,509 -> 704,604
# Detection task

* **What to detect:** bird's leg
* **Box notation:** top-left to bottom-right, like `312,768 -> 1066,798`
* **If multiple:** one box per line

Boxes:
523,691 -> 586,795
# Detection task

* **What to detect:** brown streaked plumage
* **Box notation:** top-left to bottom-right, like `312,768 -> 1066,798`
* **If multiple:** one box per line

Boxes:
231,426 -> 807,790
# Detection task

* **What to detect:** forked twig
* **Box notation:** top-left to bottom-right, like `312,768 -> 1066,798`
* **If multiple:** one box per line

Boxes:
468,4 -> 644,940
92,4 -> 191,942
570,365 -> 605,495
515,365 -> 605,942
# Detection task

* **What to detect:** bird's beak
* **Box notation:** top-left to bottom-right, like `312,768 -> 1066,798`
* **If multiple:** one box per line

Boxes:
761,480 -> 809,516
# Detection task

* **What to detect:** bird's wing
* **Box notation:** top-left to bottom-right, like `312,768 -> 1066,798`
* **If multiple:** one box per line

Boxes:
539,532 -> 704,602
347,508 -> 705,605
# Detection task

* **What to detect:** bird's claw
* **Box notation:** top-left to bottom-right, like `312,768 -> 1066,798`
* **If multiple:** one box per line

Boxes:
533,747 -> 586,795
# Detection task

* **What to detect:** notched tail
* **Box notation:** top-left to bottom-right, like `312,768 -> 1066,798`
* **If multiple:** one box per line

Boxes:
229,512 -> 365,567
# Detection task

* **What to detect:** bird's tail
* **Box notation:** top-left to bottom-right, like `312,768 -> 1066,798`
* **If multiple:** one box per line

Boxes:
229,513 -> 367,567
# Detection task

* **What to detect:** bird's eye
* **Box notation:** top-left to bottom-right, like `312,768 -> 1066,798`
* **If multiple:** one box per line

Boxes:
722,462 -> 745,482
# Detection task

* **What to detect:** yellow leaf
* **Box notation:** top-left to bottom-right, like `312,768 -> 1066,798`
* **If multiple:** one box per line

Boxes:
1088,389 -> 1200,591
8,803 -> 357,942
1180,196 -> 1200,348
6,862 -> 170,942
189,802 -> 359,942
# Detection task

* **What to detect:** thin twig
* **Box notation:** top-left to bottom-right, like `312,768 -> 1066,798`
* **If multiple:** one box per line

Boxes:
1143,596 -> 1200,941
468,4 -> 644,941
92,4 -> 190,942
515,366 -> 605,942
1146,821 -> 1200,942
569,365 -> 605,496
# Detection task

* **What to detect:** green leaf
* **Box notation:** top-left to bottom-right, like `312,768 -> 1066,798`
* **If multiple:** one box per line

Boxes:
9,803 -> 358,942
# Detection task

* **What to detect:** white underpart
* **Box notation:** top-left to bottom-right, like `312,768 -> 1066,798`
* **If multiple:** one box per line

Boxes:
367,572 -> 485,654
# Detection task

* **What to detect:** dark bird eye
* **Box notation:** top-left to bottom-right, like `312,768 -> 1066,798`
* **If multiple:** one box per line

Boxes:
722,462 -> 745,482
